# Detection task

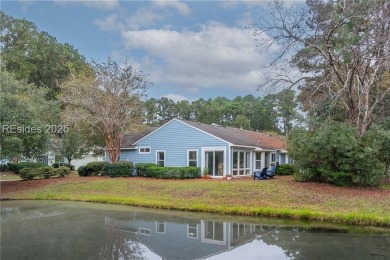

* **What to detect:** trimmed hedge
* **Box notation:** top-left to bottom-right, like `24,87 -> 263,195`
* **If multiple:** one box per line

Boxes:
135,163 -> 159,177
276,164 -> 294,175
19,168 -> 40,180
55,166 -> 71,177
40,166 -> 55,179
86,162 -> 109,176
77,166 -> 89,176
139,165 -> 201,179
102,162 -> 134,178
0,164 -> 9,172
77,162 -> 109,176
52,163 -> 75,171
8,162 -> 46,174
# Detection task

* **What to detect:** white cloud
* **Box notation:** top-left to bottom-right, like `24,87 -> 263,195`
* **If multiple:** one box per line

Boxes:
152,0 -> 190,15
126,9 -> 164,30
163,94 -> 189,102
54,0 -> 119,10
121,22 -> 273,93
94,14 -> 118,31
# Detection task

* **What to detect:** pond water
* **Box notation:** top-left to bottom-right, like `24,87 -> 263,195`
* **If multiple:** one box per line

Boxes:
1,201 -> 389,260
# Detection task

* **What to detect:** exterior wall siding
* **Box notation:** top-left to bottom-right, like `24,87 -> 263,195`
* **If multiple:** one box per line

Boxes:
119,120 -> 230,170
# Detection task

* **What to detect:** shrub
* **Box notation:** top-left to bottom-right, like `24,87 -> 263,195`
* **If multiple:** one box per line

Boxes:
0,164 -> 9,172
135,163 -> 158,177
77,166 -> 90,177
19,168 -> 41,180
55,166 -> 70,177
38,166 -> 55,179
276,164 -> 294,175
8,162 -> 46,174
143,166 -> 201,179
53,163 -> 75,171
102,162 -> 134,178
289,121 -> 388,187
85,162 -> 109,176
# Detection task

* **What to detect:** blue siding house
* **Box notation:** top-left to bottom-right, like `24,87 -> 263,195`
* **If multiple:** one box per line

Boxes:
110,118 -> 290,178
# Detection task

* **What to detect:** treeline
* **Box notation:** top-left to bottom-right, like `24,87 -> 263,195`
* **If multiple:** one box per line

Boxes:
144,89 -> 300,135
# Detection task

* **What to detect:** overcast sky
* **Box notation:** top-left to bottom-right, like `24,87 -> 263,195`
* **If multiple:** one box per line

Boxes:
2,0 -> 304,101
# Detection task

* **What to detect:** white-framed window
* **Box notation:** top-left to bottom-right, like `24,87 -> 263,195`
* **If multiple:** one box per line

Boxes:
156,222 -> 165,234
139,146 -> 151,154
271,152 -> 276,163
187,223 -> 198,239
201,221 -> 226,245
232,150 -> 251,176
187,150 -> 198,167
156,150 -> 165,167
139,227 -> 151,236
255,152 -> 262,170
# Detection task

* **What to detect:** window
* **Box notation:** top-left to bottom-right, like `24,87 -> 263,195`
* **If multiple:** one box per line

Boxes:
139,146 -> 151,154
271,152 -> 276,163
232,151 -> 251,176
187,224 -> 198,239
139,228 -> 151,236
188,150 -> 198,167
156,222 -> 165,234
255,152 -> 262,169
156,151 -> 165,167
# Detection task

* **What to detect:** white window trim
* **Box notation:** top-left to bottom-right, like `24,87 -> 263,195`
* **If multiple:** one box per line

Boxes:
187,149 -> 198,167
156,150 -> 166,166
232,150 -> 252,176
200,221 -> 227,246
201,146 -> 227,177
139,146 -> 151,154
187,224 -> 199,239
155,222 -> 166,234
139,227 -> 151,236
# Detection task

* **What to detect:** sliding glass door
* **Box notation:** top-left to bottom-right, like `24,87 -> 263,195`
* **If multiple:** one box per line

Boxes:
205,151 -> 224,176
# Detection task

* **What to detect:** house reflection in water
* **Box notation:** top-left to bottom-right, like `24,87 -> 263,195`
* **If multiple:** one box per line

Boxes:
104,214 -> 282,259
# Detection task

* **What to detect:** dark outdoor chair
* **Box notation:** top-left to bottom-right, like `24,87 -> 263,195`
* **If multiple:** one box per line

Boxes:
254,167 -> 268,180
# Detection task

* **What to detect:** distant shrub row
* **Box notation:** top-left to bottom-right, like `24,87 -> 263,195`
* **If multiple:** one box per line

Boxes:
19,166 -> 70,180
77,162 -> 109,176
77,161 -> 134,178
8,162 -> 47,174
135,163 -> 201,179
52,163 -> 75,171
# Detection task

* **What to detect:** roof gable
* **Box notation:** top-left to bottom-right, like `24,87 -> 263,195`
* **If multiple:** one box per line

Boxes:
121,118 -> 287,150
179,119 -> 286,150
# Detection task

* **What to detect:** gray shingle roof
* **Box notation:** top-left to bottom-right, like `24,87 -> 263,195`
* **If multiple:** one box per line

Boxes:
121,119 -> 286,150
179,119 -> 286,150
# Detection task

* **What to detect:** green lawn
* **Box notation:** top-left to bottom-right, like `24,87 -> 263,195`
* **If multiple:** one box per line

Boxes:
4,176 -> 390,227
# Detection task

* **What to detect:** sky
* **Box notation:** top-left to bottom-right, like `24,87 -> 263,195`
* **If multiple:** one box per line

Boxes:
2,0 -> 304,102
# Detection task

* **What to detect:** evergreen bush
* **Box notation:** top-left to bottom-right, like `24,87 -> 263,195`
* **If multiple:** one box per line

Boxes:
8,162 -> 46,174
276,164 -> 294,175
19,168 -> 41,180
55,166 -> 70,177
102,162 -> 133,177
135,163 -> 158,177
0,164 -> 9,172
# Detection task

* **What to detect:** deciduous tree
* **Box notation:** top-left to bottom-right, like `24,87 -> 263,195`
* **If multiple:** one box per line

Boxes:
60,59 -> 151,163
254,0 -> 390,135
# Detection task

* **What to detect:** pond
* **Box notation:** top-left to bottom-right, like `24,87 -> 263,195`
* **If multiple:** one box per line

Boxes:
1,201 -> 389,260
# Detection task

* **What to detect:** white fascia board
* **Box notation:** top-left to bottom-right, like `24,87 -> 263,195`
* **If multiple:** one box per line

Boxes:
230,145 -> 257,150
